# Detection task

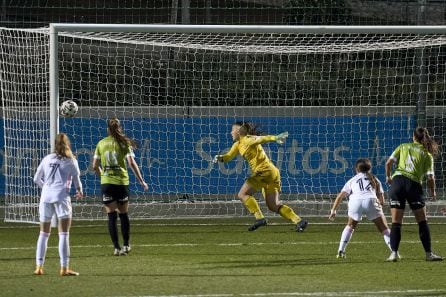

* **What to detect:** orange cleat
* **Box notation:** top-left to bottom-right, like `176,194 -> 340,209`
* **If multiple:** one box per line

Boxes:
34,265 -> 44,275
60,267 -> 79,276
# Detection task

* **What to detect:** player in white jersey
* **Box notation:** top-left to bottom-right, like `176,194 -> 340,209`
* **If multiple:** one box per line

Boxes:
33,133 -> 83,276
328,158 -> 391,258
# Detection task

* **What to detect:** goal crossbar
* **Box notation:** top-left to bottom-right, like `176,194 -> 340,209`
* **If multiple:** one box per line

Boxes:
50,24 -> 446,34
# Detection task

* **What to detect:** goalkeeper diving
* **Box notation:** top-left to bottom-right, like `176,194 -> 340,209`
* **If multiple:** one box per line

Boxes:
214,122 -> 308,232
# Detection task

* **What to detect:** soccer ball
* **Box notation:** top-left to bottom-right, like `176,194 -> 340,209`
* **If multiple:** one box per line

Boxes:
60,100 -> 79,117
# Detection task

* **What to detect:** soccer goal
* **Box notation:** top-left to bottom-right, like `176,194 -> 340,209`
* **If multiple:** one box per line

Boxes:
2,24 -> 446,222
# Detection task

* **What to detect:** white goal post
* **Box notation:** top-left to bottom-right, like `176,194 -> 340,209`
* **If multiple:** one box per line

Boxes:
2,24 -> 446,222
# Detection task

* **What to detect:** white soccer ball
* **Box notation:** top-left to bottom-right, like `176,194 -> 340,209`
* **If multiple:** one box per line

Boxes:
60,100 -> 79,117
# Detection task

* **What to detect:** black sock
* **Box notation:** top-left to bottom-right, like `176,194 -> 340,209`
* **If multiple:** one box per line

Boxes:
119,212 -> 130,246
418,220 -> 431,253
390,223 -> 402,252
108,211 -> 120,249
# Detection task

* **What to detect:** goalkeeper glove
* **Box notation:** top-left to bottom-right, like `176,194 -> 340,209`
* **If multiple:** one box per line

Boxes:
275,132 -> 289,144
213,155 -> 224,163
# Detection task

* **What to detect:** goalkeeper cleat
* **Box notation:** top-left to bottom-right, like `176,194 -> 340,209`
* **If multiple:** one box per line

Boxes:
34,265 -> 44,275
248,218 -> 267,231
119,245 -> 131,255
296,220 -> 308,232
426,252 -> 444,261
386,251 -> 401,262
60,267 -> 79,276
114,248 -> 121,256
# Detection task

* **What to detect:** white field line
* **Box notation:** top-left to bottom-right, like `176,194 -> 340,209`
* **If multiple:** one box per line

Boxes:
1,221 -> 446,229
0,240 -> 442,251
107,289 -> 445,297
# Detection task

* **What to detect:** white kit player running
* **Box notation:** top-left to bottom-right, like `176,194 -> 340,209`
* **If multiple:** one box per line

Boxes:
33,133 -> 83,276
329,158 -> 391,258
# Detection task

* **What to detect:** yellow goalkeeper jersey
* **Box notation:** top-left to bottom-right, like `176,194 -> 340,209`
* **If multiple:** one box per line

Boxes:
221,135 -> 277,173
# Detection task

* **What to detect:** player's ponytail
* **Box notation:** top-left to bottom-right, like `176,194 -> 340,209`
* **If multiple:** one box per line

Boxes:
414,127 -> 439,158
355,158 -> 378,191
54,133 -> 73,159
107,118 -> 137,149
235,121 -> 262,136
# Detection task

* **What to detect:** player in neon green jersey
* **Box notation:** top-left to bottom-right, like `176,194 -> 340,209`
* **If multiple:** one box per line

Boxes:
385,127 -> 443,262
93,118 -> 148,256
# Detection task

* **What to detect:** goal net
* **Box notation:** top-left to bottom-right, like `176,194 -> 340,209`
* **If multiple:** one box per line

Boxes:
2,25 -> 446,222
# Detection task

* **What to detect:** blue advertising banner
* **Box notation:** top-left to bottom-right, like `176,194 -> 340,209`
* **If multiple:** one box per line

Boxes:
1,115 -> 414,196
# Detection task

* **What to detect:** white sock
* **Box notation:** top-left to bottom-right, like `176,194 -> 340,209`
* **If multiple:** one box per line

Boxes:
382,228 -> 392,251
36,231 -> 50,266
338,225 -> 354,253
58,232 -> 70,268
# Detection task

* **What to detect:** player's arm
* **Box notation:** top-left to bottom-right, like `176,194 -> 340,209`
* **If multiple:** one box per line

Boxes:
376,179 -> 385,206
329,191 -> 348,221
214,142 -> 239,163
377,192 -> 385,206
249,132 -> 289,145
71,159 -> 84,199
92,145 -> 102,176
426,174 -> 436,201
385,146 -> 400,184
33,162 -> 45,188
385,158 -> 394,184
127,152 -> 148,191
426,155 -> 436,200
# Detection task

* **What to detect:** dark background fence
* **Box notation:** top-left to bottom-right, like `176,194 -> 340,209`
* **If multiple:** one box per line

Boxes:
1,0 -> 445,28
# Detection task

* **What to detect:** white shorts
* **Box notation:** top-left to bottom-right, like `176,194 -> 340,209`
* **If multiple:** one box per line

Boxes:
39,199 -> 72,222
348,198 -> 383,222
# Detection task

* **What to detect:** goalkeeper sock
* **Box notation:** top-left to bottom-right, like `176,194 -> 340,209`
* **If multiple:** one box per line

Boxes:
278,205 -> 301,224
338,225 -> 354,252
243,196 -> 264,220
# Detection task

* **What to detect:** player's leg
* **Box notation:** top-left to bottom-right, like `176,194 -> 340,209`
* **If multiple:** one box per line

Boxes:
55,199 -> 78,276
238,181 -> 266,231
265,168 -> 307,232
387,176 -> 406,261
412,206 -> 443,261
102,184 -> 121,255
105,201 -> 121,255
35,202 -> 53,275
264,190 -> 306,231
366,198 -> 391,251
117,192 -> 131,255
337,217 -> 358,258
372,216 -> 391,251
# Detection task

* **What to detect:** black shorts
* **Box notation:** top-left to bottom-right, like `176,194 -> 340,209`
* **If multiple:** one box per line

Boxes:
388,175 -> 425,210
101,184 -> 130,205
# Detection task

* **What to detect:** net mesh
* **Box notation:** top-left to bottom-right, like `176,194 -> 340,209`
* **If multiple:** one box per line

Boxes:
2,27 -> 446,221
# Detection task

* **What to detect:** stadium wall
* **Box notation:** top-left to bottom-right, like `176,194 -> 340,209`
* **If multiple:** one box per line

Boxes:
0,106 -> 420,199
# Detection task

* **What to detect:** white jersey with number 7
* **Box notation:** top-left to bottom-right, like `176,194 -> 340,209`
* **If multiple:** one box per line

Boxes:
33,153 -> 82,203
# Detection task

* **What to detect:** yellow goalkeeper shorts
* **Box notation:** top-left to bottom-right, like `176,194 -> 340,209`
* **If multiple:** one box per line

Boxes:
246,167 -> 281,194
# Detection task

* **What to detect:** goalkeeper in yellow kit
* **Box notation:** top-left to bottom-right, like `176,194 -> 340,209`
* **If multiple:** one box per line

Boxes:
214,122 -> 308,232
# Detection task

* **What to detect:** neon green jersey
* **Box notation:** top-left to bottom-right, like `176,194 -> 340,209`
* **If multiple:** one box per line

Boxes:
390,142 -> 434,184
94,136 -> 135,185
